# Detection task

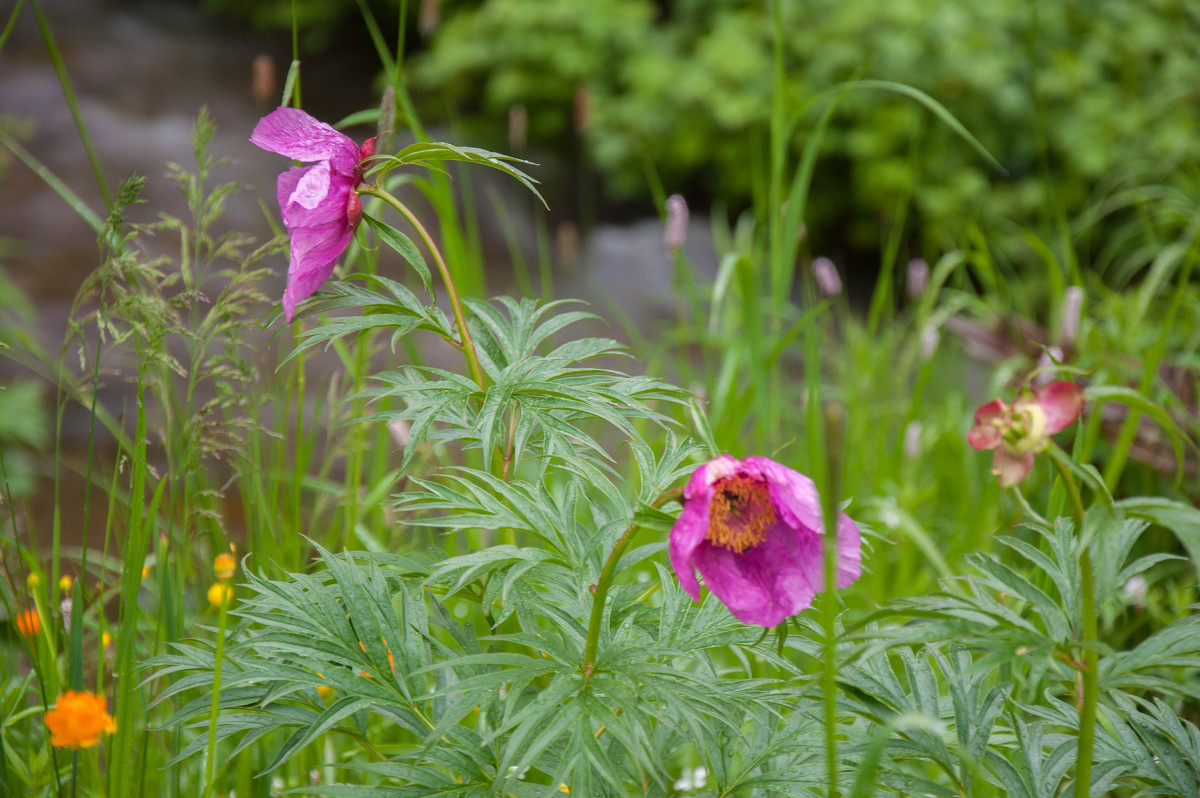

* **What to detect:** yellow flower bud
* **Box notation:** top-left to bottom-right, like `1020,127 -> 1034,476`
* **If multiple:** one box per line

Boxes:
207,582 -> 234,607
213,553 -> 236,581
59,575 -> 73,592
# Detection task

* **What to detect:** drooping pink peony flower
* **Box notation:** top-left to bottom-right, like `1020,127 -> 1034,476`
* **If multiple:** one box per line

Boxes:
968,380 -> 1084,486
669,455 -> 862,627
251,107 -> 378,321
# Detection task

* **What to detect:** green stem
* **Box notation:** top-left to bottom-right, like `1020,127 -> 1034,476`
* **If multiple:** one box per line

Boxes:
201,586 -> 231,798
359,185 -> 485,390
581,492 -> 678,677
29,0 -> 110,210
821,403 -> 846,798
1053,458 -> 1095,798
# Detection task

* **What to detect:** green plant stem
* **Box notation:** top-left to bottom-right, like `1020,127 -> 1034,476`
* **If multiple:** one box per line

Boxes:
581,493 -> 677,677
201,588 -> 231,798
29,0 -> 110,210
821,403 -> 845,798
359,185 -> 485,390
1054,457 -> 1095,798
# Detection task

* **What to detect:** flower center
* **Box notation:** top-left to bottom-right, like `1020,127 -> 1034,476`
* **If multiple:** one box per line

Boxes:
706,475 -> 776,553
1003,402 -> 1048,454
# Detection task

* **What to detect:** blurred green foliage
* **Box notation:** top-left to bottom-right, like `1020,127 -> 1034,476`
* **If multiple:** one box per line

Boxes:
205,0 -> 1199,258
415,0 -> 1199,254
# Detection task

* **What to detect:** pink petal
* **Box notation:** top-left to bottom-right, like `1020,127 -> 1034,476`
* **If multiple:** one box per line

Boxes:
291,160 -> 334,211
1037,381 -> 1084,435
968,400 -> 1007,450
742,456 -> 863,592
693,521 -> 820,627
668,489 -> 713,603
743,456 -> 823,532
834,513 -> 863,588
276,166 -> 306,216
669,455 -> 863,627
682,455 -> 739,501
993,448 -> 1034,487
251,107 -> 360,177
281,217 -> 354,321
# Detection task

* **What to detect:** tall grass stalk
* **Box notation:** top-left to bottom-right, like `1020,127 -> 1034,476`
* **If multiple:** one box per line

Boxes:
28,0 -> 110,210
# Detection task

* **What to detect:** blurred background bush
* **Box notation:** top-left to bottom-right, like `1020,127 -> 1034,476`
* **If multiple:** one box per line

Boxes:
203,0 -> 1200,270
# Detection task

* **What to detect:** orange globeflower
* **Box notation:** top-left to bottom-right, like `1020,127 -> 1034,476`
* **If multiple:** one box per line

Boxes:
44,690 -> 117,749
213,553 -> 237,581
15,609 -> 41,638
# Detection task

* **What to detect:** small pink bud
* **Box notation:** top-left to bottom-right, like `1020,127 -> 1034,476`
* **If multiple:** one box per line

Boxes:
388,419 -> 411,447
906,258 -> 929,299
1122,575 -> 1147,610
904,421 -> 923,459
359,137 -> 377,162
812,257 -> 842,297
664,194 -> 688,252
346,192 -> 363,230
920,324 -> 940,361
1059,286 -> 1083,347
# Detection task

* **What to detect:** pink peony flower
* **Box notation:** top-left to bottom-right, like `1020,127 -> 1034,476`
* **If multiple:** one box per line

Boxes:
250,107 -> 377,321
968,380 -> 1084,486
669,455 -> 862,627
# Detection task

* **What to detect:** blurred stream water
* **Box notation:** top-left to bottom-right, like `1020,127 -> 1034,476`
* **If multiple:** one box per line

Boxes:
0,0 -> 718,547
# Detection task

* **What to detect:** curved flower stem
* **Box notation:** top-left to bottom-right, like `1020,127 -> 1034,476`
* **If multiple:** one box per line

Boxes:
359,185 -> 485,390
1053,457 -> 1095,798
581,492 -> 680,678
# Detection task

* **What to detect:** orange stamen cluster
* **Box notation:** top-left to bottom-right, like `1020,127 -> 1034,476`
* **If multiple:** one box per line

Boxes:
705,475 -> 776,553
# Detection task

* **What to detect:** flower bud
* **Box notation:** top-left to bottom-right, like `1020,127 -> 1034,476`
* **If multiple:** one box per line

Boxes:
419,0 -> 440,37
251,54 -> 276,104
904,421 -> 923,459
389,419 -> 411,447
59,575 -> 73,593
509,105 -> 527,151
1122,575 -> 1147,610
906,258 -> 929,299
812,257 -> 843,297
207,582 -> 234,607
346,192 -> 363,230
1059,286 -> 1083,347
920,324 -> 940,361
664,194 -> 688,253
15,608 -> 40,638
573,84 -> 591,130
213,553 -> 237,581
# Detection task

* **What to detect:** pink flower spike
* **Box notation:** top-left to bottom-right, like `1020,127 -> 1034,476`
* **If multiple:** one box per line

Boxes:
251,107 -> 376,322
668,455 -> 862,628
